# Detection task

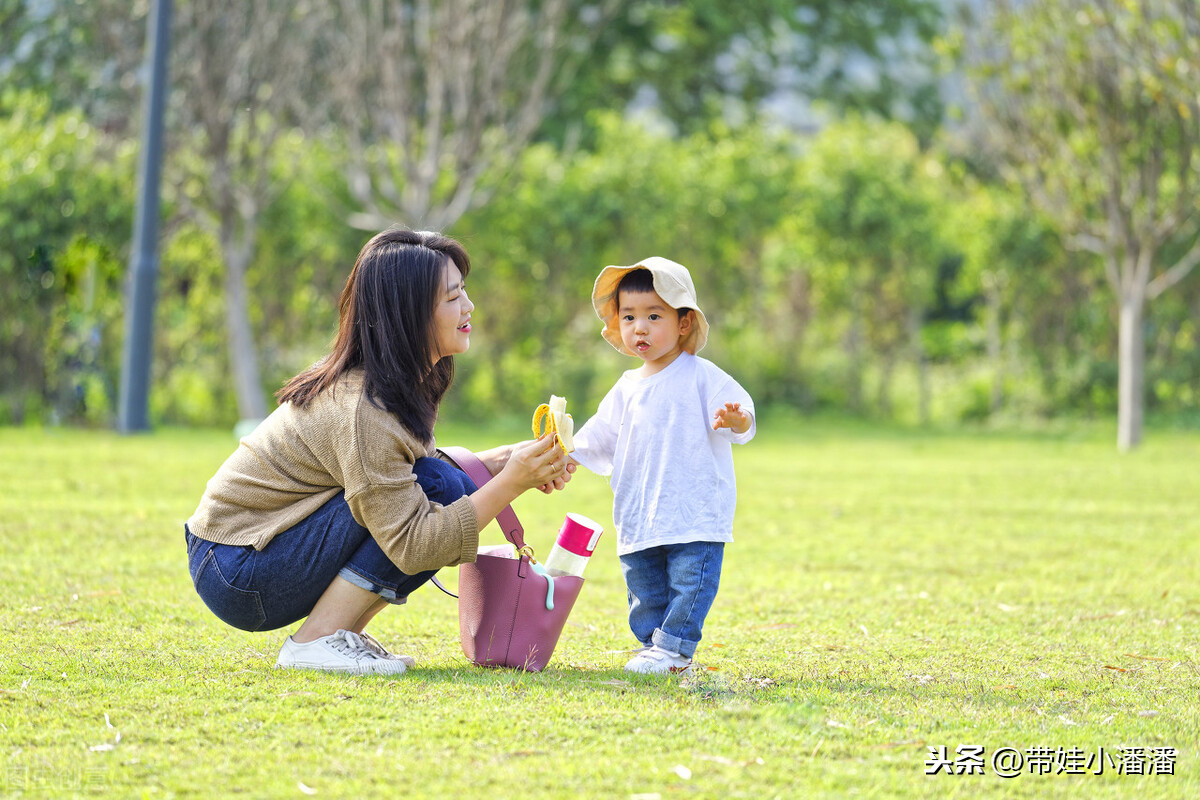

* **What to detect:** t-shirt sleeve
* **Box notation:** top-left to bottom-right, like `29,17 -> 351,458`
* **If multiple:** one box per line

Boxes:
570,386 -> 621,476
704,370 -> 756,445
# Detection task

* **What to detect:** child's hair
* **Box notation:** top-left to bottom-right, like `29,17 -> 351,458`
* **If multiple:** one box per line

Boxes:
617,268 -> 693,318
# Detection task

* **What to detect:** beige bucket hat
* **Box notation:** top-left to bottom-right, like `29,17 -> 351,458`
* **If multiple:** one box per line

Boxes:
591,256 -> 709,355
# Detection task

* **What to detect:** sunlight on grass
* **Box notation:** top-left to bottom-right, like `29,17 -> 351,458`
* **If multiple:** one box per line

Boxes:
0,422 -> 1197,798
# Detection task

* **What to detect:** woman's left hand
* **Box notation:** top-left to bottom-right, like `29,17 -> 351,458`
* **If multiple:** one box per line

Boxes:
474,439 -> 574,492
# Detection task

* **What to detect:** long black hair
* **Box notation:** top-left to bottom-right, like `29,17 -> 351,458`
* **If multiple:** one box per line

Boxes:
277,228 -> 471,441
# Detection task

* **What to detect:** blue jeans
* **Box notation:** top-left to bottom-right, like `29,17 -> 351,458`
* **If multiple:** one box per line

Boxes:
185,456 -> 477,632
619,541 -> 724,658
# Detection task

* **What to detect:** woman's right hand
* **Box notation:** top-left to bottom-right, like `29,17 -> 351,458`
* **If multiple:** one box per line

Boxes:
501,434 -> 569,491
468,435 -> 567,531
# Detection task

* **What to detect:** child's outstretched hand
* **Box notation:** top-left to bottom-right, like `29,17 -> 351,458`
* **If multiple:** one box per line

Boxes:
713,402 -> 752,434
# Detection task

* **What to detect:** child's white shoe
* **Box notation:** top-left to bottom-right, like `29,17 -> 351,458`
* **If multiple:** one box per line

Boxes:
624,644 -> 694,675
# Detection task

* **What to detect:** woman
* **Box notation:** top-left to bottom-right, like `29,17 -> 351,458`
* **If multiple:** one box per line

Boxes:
185,228 -> 570,675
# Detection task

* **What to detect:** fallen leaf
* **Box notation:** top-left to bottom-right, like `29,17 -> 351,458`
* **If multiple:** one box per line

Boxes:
1123,653 -> 1169,662
826,718 -> 847,728
298,781 -> 317,795
672,765 -> 692,780
89,744 -> 114,752
1103,665 -> 1129,672
1137,710 -> 1159,718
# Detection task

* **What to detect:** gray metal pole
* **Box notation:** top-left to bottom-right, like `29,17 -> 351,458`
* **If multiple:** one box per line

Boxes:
117,0 -> 172,433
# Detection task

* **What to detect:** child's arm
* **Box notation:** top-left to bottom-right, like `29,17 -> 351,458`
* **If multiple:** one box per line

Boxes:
712,402 -> 753,434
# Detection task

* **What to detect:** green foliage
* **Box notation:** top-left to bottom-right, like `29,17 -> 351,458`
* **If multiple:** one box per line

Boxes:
545,0 -> 947,142
2,423 -> 1198,797
0,90 -> 133,425
5,87 -> 1199,431
449,112 -> 801,418
787,117 -> 952,416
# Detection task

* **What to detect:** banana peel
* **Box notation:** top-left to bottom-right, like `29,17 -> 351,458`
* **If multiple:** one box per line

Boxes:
532,394 -> 575,453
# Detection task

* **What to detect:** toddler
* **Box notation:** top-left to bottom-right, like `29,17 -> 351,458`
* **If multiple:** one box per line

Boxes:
570,257 -> 755,675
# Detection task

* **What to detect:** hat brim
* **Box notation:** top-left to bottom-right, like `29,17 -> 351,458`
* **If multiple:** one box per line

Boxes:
591,260 -> 709,356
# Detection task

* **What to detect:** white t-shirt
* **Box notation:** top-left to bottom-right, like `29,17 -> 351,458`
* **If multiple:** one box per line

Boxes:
571,352 -> 755,556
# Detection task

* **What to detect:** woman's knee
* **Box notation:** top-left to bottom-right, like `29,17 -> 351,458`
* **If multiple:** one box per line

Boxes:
412,456 -> 478,504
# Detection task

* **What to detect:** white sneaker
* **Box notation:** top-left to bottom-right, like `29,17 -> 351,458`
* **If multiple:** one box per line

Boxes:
624,645 -> 695,675
358,630 -> 417,668
275,629 -> 408,675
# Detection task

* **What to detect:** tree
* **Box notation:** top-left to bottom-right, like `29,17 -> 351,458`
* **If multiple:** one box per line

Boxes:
946,177 -> 1063,416
792,118 -> 947,420
966,0 -> 1200,450
542,0 -> 946,142
0,0 -> 145,136
0,92 -> 133,424
322,0 -> 621,232
170,0 -> 326,422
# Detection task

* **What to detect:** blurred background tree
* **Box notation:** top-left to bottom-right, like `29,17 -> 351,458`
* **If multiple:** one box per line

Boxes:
2,0 -> 1198,447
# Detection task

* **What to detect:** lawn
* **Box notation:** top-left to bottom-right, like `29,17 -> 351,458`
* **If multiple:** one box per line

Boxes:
0,417 -> 1197,798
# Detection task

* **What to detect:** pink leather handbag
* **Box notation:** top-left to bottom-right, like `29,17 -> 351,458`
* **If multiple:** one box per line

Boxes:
439,446 -> 584,671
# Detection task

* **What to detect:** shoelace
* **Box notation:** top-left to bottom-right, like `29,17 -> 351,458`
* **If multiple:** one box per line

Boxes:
328,629 -> 384,662
359,631 -> 417,667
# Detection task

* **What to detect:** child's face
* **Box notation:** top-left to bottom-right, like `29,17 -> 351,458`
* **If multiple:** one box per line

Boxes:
617,288 -> 693,372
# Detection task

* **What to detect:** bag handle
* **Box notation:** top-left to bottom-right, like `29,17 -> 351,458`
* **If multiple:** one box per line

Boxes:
439,445 -> 525,551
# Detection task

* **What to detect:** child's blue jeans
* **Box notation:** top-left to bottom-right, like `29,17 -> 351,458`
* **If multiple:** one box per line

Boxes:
185,456 -> 476,632
619,541 -> 724,658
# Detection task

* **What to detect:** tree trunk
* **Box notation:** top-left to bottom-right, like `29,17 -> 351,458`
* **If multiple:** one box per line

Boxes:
845,290 -> 864,413
222,237 -> 268,423
908,307 -> 930,425
985,283 -> 1004,414
1116,291 -> 1145,452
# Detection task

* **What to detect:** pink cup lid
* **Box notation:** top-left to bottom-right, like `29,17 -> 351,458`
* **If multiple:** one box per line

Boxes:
556,513 -> 604,556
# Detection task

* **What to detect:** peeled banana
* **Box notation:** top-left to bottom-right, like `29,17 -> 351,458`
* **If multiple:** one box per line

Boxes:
532,394 -> 575,453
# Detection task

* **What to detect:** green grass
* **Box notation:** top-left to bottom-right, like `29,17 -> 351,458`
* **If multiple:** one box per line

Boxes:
1,419 -> 1198,798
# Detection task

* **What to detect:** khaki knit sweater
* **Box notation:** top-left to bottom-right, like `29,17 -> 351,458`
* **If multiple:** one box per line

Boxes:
187,369 -> 479,574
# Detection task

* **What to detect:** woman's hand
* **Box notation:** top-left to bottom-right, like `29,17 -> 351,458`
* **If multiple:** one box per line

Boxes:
473,442 -> 517,477
467,437 -> 571,531
502,435 -> 569,491
537,459 -> 577,494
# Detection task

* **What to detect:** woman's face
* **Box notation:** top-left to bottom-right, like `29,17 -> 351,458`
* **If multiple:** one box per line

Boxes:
432,259 -> 473,363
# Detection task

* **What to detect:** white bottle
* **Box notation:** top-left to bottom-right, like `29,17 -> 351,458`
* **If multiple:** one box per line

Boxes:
543,513 -> 604,577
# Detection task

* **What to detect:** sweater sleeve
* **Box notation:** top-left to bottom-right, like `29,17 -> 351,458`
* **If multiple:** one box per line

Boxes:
337,394 -> 479,573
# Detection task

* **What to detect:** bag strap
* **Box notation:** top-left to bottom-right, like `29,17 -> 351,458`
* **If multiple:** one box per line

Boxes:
438,445 -> 526,551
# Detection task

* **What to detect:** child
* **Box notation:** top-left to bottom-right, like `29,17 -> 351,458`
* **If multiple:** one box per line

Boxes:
570,257 -> 755,675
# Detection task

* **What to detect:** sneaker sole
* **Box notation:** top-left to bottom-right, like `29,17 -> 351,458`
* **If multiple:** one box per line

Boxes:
275,661 -> 407,676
